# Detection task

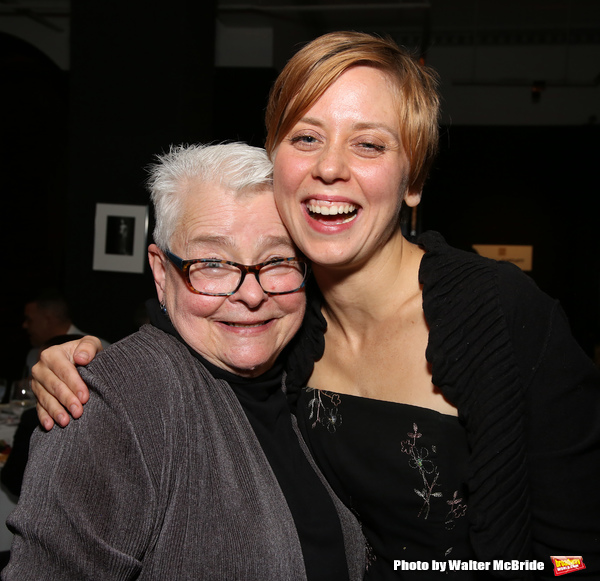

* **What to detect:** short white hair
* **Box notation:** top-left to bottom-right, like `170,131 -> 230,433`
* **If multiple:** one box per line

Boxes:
147,142 -> 274,250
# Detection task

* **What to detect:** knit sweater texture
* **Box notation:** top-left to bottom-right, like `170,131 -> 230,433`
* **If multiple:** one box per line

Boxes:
3,325 -> 365,580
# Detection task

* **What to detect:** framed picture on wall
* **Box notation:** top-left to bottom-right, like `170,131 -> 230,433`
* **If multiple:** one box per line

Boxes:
93,203 -> 149,273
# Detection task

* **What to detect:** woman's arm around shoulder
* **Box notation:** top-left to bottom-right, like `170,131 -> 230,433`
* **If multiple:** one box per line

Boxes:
31,336 -> 103,430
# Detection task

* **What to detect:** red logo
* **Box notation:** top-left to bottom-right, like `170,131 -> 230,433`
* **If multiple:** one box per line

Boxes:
551,556 -> 586,576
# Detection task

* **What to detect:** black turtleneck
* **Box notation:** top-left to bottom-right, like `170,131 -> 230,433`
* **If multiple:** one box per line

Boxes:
147,299 -> 350,581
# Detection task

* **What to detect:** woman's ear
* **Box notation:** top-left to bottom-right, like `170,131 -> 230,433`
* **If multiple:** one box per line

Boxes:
148,244 -> 167,303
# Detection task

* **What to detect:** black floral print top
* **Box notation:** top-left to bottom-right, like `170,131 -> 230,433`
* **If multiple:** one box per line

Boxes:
296,388 -> 487,580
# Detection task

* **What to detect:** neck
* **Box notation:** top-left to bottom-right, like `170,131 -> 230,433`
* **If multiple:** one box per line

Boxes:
311,231 -> 423,330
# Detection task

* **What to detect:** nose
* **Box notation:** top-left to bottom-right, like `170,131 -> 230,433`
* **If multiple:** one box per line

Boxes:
229,272 -> 268,309
313,142 -> 351,184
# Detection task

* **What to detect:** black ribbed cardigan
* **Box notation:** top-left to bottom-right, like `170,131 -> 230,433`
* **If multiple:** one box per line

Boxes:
286,231 -> 600,579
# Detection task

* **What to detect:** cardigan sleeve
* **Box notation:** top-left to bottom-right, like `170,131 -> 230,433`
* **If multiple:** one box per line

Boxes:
3,373 -> 157,580
499,266 -> 600,578
419,231 -> 600,577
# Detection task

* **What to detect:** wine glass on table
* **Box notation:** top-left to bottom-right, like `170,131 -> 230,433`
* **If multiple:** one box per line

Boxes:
9,379 -> 36,415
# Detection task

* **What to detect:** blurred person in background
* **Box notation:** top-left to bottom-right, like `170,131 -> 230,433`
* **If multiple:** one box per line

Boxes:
22,290 -> 109,377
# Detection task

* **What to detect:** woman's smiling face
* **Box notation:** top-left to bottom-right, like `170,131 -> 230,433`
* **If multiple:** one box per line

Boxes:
149,183 -> 305,378
272,66 -> 421,270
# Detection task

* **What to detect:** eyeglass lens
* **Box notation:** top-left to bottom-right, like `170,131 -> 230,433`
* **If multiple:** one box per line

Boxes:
188,261 -> 306,295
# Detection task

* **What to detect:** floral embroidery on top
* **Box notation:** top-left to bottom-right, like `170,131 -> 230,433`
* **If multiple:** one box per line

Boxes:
445,490 -> 468,529
305,392 -> 468,533
401,423 -> 442,518
307,389 -> 343,432
400,422 -> 467,529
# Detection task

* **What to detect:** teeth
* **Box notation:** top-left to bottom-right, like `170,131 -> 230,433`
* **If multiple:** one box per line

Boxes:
306,202 -> 357,216
225,322 -> 264,328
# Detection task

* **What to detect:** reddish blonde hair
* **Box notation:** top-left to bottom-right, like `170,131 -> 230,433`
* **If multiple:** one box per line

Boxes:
265,31 -> 440,191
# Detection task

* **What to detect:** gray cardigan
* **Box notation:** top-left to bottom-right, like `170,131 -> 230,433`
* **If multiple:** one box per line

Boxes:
3,325 -> 365,580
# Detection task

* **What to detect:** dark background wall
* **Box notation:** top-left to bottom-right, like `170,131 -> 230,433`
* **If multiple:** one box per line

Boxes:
62,0 -> 216,343
1,31 -> 70,381
1,1 -> 599,384
422,125 -> 600,357
1,0 -> 218,380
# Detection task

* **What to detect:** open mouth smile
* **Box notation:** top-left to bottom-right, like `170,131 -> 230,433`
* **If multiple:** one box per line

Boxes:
305,199 -> 358,224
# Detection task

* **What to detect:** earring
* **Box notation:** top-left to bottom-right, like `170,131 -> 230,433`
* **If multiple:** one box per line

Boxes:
160,300 -> 168,315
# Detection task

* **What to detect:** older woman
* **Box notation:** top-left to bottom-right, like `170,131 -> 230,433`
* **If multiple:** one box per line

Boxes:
32,33 -> 600,579
3,143 -> 365,580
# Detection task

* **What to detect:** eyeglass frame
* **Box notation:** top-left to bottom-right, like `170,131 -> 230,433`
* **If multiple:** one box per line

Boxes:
163,249 -> 309,297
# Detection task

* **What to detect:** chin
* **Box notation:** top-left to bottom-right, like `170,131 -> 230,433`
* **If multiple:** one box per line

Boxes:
230,361 -> 273,378
297,241 -> 353,268
222,332 -> 292,377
